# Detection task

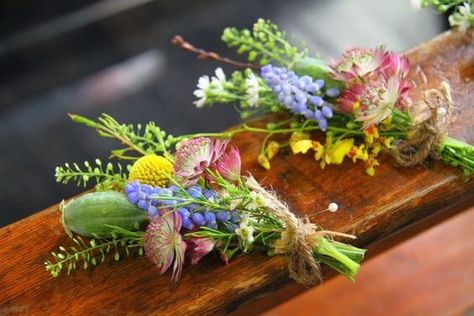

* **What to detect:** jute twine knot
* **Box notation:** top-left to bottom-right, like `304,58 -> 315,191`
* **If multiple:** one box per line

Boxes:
391,82 -> 453,167
245,176 -> 356,287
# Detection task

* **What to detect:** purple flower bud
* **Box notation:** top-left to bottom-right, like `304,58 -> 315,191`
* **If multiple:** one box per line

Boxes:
203,189 -> 217,200
322,105 -> 333,118
315,79 -> 325,89
302,109 -> 314,119
319,118 -> 328,131
191,212 -> 206,226
182,217 -> 195,230
204,212 -> 216,223
148,206 -> 159,217
326,88 -> 340,98
315,110 -> 323,121
178,208 -> 190,219
138,200 -> 149,210
310,96 -> 323,106
217,211 -> 230,222
187,186 -> 202,199
127,192 -> 140,204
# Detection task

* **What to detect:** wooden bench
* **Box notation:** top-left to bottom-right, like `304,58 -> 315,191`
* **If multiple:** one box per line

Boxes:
0,29 -> 473,315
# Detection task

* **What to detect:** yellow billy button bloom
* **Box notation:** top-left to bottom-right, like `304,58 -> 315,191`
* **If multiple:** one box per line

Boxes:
128,154 -> 173,187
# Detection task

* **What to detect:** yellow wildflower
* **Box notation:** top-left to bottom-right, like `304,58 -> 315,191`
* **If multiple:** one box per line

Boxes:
364,125 -> 379,145
348,144 -> 369,163
313,141 -> 324,161
372,144 -> 382,156
365,157 -> 380,176
266,141 -> 280,159
290,132 -> 313,154
325,138 -> 354,165
383,137 -> 393,148
128,155 -> 173,187
258,154 -> 271,170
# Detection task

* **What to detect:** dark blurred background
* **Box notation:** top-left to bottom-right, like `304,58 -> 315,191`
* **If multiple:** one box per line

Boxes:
0,0 -> 445,227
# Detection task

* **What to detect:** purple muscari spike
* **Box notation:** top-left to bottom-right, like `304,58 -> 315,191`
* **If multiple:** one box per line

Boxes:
261,64 -> 333,129
326,88 -> 340,98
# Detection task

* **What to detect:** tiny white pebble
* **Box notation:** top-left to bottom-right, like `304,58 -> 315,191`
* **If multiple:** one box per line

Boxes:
437,107 -> 447,118
328,202 -> 338,213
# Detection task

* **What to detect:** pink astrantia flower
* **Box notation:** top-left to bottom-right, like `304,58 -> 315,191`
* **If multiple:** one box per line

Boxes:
212,146 -> 241,181
355,76 -> 405,128
144,212 -> 186,282
330,47 -> 385,82
338,84 -> 365,113
174,137 -> 229,186
185,238 -> 216,265
380,52 -> 409,79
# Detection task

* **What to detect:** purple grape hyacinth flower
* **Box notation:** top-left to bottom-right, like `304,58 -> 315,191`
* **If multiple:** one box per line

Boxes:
261,64 -> 338,131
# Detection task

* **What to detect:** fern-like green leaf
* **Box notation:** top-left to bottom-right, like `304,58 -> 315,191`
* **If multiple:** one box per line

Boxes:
55,159 -> 129,190
45,233 -> 144,278
69,113 -> 179,161
221,18 -> 307,67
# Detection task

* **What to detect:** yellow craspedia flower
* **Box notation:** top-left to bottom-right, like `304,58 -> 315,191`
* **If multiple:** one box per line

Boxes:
128,155 -> 173,187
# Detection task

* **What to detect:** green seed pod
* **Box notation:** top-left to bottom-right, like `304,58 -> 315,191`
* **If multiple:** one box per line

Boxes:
61,191 -> 149,238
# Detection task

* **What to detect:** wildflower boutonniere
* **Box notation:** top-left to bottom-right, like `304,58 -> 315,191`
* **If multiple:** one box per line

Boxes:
174,19 -> 473,176
46,114 -> 365,286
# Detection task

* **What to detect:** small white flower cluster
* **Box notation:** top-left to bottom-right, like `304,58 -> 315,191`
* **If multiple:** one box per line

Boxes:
245,72 -> 260,107
193,67 -> 227,108
449,2 -> 473,33
246,191 -> 266,210
235,216 -> 255,251
193,67 -> 263,109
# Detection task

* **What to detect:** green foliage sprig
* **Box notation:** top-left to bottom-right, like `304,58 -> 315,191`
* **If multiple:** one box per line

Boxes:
55,159 -> 129,190
222,18 -> 307,67
69,113 -> 178,161
45,229 -> 144,277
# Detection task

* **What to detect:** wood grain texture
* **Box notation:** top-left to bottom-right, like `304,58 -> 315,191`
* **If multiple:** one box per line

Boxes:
0,29 -> 473,315
265,207 -> 474,316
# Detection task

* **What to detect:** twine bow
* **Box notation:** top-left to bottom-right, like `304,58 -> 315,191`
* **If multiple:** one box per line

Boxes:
245,176 -> 356,286
391,82 -> 453,167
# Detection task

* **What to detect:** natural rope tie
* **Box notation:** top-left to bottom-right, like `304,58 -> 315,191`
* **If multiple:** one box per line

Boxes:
245,176 -> 356,287
391,82 -> 453,167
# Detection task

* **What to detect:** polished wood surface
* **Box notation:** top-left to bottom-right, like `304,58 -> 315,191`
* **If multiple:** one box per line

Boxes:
0,29 -> 473,315
265,207 -> 474,316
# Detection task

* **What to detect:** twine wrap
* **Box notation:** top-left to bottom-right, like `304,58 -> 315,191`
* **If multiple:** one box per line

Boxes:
391,82 -> 453,167
245,176 -> 356,286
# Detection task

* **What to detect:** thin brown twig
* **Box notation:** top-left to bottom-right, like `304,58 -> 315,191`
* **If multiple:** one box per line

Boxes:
171,35 -> 260,70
